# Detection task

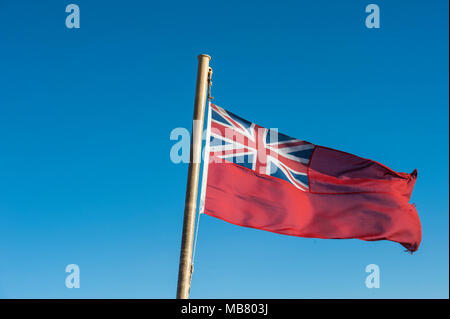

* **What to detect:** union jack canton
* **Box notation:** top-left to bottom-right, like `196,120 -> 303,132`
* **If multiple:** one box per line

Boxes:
207,104 -> 315,191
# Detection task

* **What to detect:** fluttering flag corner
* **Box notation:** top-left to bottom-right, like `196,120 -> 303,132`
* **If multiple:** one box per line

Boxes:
199,103 -> 422,253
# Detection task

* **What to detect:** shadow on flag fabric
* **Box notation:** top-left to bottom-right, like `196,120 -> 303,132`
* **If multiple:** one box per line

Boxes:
199,104 -> 421,252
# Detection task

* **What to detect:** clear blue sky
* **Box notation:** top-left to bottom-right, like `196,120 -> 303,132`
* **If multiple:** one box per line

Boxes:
0,0 -> 448,298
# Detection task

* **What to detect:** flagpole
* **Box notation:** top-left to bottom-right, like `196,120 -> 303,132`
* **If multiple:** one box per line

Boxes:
176,54 -> 211,299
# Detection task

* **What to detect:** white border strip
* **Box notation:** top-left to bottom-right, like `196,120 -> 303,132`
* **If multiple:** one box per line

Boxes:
198,102 -> 212,214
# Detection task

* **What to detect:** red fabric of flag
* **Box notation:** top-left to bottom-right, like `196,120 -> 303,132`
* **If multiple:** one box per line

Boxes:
201,104 -> 421,252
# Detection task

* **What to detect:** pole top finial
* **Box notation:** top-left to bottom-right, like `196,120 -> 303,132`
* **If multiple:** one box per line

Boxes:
198,54 -> 211,60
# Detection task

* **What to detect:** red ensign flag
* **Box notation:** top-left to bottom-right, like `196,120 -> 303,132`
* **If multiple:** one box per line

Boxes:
199,104 -> 421,252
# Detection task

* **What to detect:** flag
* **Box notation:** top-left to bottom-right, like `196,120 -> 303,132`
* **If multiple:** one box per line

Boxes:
199,103 -> 421,252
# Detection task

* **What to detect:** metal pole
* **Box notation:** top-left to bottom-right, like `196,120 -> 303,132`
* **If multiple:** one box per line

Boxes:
176,54 -> 211,299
